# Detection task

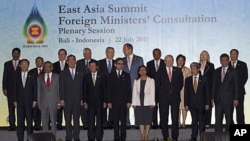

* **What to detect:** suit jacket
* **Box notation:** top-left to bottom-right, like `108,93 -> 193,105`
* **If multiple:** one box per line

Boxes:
123,54 -> 144,85
131,77 -> 155,106
107,71 -> 132,105
13,71 -> 37,106
59,68 -> 84,105
230,60 -> 248,95
156,66 -> 183,104
29,67 -> 44,77
184,75 -> 210,110
83,72 -> 106,107
98,58 -> 116,74
212,66 -> 239,104
146,59 -> 165,79
53,61 -> 68,74
200,62 -> 214,91
76,58 -> 97,75
2,60 -> 21,97
37,73 -> 60,109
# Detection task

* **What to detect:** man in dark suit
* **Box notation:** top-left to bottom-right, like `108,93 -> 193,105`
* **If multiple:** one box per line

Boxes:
53,48 -> 68,130
98,47 -> 116,129
13,59 -> 37,141
107,58 -> 132,141
76,47 -> 97,129
156,55 -> 183,141
83,60 -> 107,141
2,47 -> 21,131
29,56 -> 44,130
60,55 -> 83,141
122,43 -> 144,128
230,49 -> 248,125
184,62 -> 210,141
212,53 -> 239,132
146,48 -> 165,129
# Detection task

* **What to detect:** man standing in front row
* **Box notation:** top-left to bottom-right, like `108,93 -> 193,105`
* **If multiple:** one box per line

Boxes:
107,58 -> 132,141
212,53 -> 238,132
156,55 -> 183,141
60,55 -> 83,141
37,61 -> 60,137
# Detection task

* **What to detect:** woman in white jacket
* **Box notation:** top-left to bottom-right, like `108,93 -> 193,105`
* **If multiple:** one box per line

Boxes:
132,65 -> 155,141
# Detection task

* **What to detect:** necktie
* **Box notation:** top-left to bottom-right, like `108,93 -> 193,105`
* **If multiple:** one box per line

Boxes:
221,68 -> 226,82
61,61 -> 64,71
92,73 -> 96,86
38,69 -> 42,76
22,73 -> 26,87
193,76 -> 198,93
46,74 -> 50,88
71,69 -> 75,80
127,57 -> 131,70
155,60 -> 159,71
118,70 -> 121,78
168,68 -> 172,82
108,60 -> 112,73
233,62 -> 236,69
14,61 -> 17,71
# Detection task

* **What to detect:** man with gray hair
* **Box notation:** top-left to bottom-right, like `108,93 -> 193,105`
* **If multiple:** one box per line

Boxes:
184,62 -> 210,141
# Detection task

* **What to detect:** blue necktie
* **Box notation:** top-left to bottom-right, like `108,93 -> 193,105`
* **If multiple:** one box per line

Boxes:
108,60 -> 112,73
71,70 -> 75,80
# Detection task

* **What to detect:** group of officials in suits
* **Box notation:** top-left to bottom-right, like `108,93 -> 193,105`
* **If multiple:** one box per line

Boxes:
2,44 -> 248,141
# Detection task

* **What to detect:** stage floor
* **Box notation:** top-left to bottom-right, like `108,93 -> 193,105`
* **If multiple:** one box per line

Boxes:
0,127 -> 215,141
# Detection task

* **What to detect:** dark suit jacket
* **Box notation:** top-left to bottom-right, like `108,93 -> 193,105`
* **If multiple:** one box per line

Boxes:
13,71 -> 37,106
212,66 -> 239,104
156,66 -> 183,104
2,60 -> 21,97
76,59 -> 97,75
123,55 -> 144,85
29,67 -> 44,77
201,62 -> 215,91
107,71 -> 132,105
98,58 -> 116,74
59,68 -> 84,105
83,72 -> 106,107
184,75 -> 210,110
53,61 -> 68,74
230,60 -> 248,95
146,59 -> 165,79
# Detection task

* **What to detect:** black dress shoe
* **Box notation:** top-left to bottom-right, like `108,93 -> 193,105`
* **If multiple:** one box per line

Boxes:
189,138 -> 196,141
34,126 -> 42,130
57,124 -> 63,130
152,124 -> 158,129
8,127 -> 16,131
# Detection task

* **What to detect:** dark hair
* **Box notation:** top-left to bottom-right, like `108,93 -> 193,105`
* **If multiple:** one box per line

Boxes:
220,53 -> 229,60
67,54 -> 76,61
89,60 -> 99,66
137,65 -> 147,79
123,43 -> 133,51
35,56 -> 44,62
115,57 -> 124,64
12,47 -> 21,54
20,59 -> 30,65
58,48 -> 67,55
44,61 -> 53,67
106,47 -> 114,52
230,49 -> 239,55
176,54 -> 186,66
153,48 -> 161,54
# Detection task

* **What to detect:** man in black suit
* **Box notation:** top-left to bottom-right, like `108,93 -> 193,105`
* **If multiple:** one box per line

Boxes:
230,49 -> 248,125
83,60 -> 107,141
184,62 -> 210,141
146,48 -> 165,129
60,55 -> 83,141
98,47 -> 116,129
29,56 -> 44,130
76,47 -> 97,129
2,47 -> 21,131
13,59 -> 37,141
212,53 -> 239,132
53,48 -> 68,130
156,55 -> 183,141
107,58 -> 132,141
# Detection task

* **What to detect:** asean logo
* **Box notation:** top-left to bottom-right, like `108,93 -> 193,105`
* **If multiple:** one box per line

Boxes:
23,4 -> 48,44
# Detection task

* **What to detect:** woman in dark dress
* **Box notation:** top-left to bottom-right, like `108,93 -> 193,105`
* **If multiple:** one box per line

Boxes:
132,65 -> 155,141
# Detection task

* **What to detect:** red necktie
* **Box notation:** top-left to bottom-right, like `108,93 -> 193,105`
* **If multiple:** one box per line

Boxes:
38,69 -> 42,76
46,74 -> 50,88
14,61 -> 17,71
